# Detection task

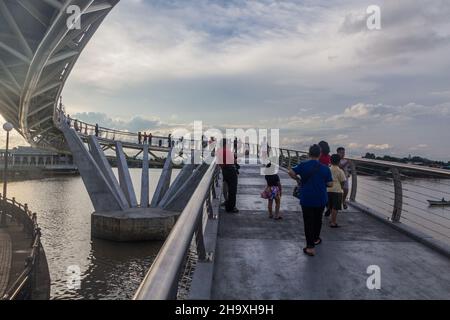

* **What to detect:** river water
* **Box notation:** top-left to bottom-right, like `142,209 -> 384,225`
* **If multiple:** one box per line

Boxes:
7,168 -> 179,300
6,170 -> 450,299
354,176 -> 450,245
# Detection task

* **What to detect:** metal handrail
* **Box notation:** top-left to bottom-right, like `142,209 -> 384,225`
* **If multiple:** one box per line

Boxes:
275,147 -> 449,233
347,157 -> 450,177
133,158 -> 218,300
56,108 -> 206,147
1,195 -> 42,300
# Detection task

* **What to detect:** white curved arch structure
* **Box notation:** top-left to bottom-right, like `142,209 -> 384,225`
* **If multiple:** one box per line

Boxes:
0,0 -> 119,151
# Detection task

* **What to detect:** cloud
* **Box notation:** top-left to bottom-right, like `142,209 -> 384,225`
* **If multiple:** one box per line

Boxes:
58,0 -> 450,160
366,144 -> 391,150
73,112 -> 163,133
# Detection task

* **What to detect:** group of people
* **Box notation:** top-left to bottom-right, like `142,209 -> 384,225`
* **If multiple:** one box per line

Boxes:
288,142 -> 350,256
138,131 -> 153,145
137,132 -> 174,148
65,115 -> 99,137
260,141 -> 350,257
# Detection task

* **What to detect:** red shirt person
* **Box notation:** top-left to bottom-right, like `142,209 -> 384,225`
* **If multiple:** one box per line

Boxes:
318,141 -> 331,166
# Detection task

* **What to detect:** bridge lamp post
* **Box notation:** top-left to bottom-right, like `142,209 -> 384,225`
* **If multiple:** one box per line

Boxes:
0,122 -> 13,227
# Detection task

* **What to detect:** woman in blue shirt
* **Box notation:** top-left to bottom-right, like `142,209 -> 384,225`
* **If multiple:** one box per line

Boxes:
288,144 -> 333,256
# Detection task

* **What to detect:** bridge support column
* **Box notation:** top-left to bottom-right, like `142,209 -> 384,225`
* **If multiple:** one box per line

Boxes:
162,163 -> 209,212
59,123 -> 126,212
115,141 -> 138,207
88,136 -> 129,209
140,144 -> 149,208
150,148 -> 173,207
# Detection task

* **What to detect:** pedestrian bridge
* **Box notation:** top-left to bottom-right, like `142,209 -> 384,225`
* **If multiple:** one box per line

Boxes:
134,161 -> 450,300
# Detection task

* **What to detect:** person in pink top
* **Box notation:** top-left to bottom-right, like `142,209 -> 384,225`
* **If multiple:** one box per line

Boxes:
318,141 -> 331,166
216,139 -> 239,213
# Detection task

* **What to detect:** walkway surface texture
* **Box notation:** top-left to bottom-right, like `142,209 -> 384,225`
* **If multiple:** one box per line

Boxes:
0,229 -> 12,296
211,164 -> 450,299
0,219 -> 33,298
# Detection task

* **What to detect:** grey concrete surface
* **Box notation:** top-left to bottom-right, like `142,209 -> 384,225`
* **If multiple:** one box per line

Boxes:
151,150 -> 173,207
211,164 -> 450,300
115,142 -> 138,207
0,230 -> 12,296
92,207 -> 178,241
162,164 -> 209,212
88,135 -> 129,209
141,144 -> 150,207
61,124 -> 126,212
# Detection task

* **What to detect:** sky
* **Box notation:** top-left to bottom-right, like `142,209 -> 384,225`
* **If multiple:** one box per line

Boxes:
3,0 -> 450,160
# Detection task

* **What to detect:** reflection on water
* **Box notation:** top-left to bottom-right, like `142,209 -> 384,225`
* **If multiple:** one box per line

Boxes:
7,168 -> 178,300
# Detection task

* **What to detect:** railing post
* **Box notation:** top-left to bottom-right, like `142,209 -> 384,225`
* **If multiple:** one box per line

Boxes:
206,191 -> 214,218
195,206 -> 207,261
391,167 -> 403,222
287,150 -> 292,168
349,161 -> 357,201
211,179 -> 217,199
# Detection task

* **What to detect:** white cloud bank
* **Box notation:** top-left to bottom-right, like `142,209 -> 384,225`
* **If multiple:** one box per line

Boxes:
59,0 -> 450,160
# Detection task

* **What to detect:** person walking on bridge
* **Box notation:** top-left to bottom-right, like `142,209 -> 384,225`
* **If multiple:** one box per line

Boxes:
217,138 -> 239,213
138,132 -> 142,144
337,147 -> 350,210
318,141 -> 331,166
327,154 -> 347,228
289,144 -> 333,257
263,162 -> 282,219
95,123 -> 99,137
143,132 -> 148,144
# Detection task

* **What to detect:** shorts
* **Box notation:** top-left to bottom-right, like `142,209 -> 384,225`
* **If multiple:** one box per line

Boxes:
343,180 -> 349,190
268,186 -> 281,200
328,192 -> 343,211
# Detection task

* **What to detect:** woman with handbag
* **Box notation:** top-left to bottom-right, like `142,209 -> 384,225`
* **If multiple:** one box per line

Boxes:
261,163 -> 282,219
288,144 -> 333,257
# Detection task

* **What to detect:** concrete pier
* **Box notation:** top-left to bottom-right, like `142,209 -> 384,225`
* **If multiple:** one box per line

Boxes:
91,207 -> 179,241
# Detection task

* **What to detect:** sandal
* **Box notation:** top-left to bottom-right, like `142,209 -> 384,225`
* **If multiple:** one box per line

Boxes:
314,238 -> 322,245
275,216 -> 283,220
303,248 -> 315,256
269,214 -> 274,219
330,224 -> 341,228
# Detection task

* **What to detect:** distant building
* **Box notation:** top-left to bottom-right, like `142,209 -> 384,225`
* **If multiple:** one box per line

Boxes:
0,146 -> 74,167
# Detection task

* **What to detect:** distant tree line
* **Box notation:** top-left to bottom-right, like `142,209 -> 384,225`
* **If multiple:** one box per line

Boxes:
363,153 -> 450,167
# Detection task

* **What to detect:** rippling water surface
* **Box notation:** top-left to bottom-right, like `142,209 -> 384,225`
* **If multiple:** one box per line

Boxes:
7,168 -> 179,300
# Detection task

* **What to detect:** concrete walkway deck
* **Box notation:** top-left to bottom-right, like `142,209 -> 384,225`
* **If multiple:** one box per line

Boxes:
211,164 -> 450,299
0,229 -> 12,296
0,218 -> 34,299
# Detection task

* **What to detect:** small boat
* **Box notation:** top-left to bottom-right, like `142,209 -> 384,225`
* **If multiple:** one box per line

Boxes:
427,198 -> 450,206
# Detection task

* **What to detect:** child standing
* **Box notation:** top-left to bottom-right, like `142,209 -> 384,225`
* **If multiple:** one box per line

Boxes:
264,163 -> 282,220
327,154 -> 347,228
